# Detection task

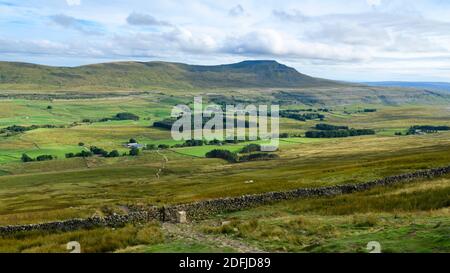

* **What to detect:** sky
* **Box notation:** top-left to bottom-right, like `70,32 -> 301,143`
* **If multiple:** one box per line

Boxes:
1,0 -> 450,82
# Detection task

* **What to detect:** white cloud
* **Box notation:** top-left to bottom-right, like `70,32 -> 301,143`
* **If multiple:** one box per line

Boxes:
126,12 -> 172,27
66,0 -> 81,6
221,29 -> 370,62
366,0 -> 381,6
49,14 -> 103,35
229,4 -> 245,17
1,0 -> 450,81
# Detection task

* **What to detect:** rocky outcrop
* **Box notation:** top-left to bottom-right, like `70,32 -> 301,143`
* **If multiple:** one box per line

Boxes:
1,165 -> 449,234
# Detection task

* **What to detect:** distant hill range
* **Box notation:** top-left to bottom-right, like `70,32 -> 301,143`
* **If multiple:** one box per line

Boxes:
1,60 -> 449,105
0,60 -> 343,91
365,82 -> 450,93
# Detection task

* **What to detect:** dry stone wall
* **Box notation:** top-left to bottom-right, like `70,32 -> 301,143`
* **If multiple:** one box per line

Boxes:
0,207 -> 163,234
164,165 -> 450,221
1,165 -> 449,234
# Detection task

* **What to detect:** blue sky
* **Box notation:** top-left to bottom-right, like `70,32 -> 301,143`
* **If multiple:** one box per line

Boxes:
1,0 -> 450,81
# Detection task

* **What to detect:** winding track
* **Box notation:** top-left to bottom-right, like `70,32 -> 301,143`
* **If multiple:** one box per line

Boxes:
155,149 -> 169,179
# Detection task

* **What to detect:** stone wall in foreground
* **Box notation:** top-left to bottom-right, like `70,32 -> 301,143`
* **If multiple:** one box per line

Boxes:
0,207 -> 163,234
1,165 -> 449,234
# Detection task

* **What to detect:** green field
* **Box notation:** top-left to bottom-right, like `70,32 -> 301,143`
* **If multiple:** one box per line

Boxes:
0,89 -> 449,253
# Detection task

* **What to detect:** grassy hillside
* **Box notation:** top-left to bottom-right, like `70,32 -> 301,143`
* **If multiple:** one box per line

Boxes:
198,176 -> 450,253
1,60 -> 449,106
0,60 -> 341,91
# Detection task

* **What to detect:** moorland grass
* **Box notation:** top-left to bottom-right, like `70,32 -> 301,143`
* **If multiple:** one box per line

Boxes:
0,131 -> 449,225
199,176 -> 450,253
0,222 -> 164,253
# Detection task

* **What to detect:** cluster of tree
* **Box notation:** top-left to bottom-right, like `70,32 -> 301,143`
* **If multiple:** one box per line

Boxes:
114,112 -> 140,121
65,145 -> 137,159
129,147 -> 140,156
171,138 -> 250,148
90,146 -> 121,157
240,143 -> 261,153
305,129 -> 375,138
144,144 -> 170,150
205,149 -> 239,163
1,124 -> 58,135
153,115 -> 257,131
205,148 -> 279,163
280,110 -> 325,121
170,139 -> 205,148
345,109 -> 377,115
21,154 -> 55,162
153,118 -> 177,130
407,125 -> 450,135
86,112 -> 140,123
315,123 -> 349,131
36,155 -> 54,161
65,150 -> 94,158
145,137 -> 252,150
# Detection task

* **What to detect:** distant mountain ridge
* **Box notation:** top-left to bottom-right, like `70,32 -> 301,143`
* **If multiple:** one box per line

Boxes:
0,60 -> 343,91
1,60 -> 449,105
365,82 -> 450,93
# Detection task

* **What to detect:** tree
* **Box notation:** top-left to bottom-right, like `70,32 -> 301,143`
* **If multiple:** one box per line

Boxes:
76,150 -> 93,158
115,112 -> 139,121
47,105 -> 53,110
183,139 -> 204,147
305,129 -> 375,138
240,144 -> 261,153
108,150 -> 120,158
129,147 -> 140,156
78,142 -> 85,147
209,139 -> 222,145
129,138 -> 137,144
205,149 -> 238,163
158,144 -> 169,149
21,153 -> 34,162
315,124 -> 348,131
36,155 -> 54,161
90,146 -> 108,156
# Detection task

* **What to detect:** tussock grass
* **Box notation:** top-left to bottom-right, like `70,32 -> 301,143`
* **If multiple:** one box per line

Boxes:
0,222 -> 164,253
199,177 -> 450,252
